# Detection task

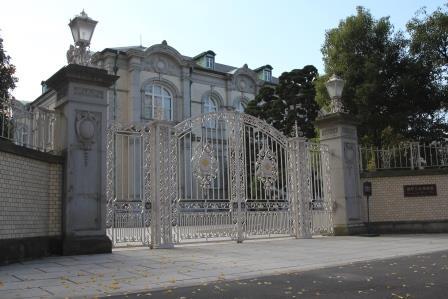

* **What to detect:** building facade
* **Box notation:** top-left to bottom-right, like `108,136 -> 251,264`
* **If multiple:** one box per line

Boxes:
31,41 -> 277,125
89,41 -> 277,125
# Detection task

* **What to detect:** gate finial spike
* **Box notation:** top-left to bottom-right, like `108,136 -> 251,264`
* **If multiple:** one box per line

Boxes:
293,120 -> 303,138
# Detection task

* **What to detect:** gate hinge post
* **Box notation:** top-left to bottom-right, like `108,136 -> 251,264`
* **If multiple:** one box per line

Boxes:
150,120 -> 176,249
289,136 -> 312,239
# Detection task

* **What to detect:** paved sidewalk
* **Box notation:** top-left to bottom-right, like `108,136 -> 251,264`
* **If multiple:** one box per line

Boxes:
0,235 -> 447,298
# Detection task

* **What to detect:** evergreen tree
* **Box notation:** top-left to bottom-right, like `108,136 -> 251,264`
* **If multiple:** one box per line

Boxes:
246,65 -> 319,138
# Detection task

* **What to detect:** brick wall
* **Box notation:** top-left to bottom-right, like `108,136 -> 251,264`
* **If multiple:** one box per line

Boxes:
0,148 -> 63,240
360,171 -> 448,223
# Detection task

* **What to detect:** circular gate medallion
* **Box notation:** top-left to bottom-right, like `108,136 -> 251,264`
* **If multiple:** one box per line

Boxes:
192,143 -> 219,189
255,145 -> 278,190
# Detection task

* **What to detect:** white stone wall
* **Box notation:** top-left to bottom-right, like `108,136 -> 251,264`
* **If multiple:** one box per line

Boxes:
360,173 -> 448,222
0,151 -> 62,239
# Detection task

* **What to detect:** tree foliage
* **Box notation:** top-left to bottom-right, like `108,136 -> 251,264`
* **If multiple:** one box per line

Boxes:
407,4 -> 448,75
315,6 -> 448,146
245,65 -> 320,138
407,3 -> 448,109
0,35 -> 17,104
0,34 -> 18,137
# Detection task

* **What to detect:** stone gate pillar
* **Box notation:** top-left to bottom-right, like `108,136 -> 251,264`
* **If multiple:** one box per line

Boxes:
314,112 -> 363,235
46,64 -> 118,255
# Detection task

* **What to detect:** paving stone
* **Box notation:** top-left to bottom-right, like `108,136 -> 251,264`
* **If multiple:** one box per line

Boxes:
0,287 -> 51,299
1,235 -> 448,298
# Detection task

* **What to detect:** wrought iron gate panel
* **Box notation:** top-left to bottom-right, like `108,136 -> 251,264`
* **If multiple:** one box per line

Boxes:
240,114 -> 291,238
174,112 -> 235,242
307,142 -> 333,235
106,123 -> 151,247
173,112 -> 293,243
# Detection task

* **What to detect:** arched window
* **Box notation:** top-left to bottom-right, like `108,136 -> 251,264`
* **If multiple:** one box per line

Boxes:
142,84 -> 173,121
203,95 -> 217,113
203,95 -> 218,127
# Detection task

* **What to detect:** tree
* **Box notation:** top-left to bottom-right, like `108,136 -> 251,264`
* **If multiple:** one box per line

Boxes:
315,6 -> 447,146
246,65 -> 320,138
0,34 -> 18,137
407,4 -> 448,75
407,4 -> 448,107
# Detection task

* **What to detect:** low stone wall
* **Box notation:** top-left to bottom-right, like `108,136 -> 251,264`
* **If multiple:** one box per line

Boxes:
0,139 -> 64,264
360,169 -> 448,234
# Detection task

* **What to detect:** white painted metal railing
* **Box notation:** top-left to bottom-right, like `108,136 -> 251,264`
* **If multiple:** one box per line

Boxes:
359,142 -> 448,171
0,102 -> 58,153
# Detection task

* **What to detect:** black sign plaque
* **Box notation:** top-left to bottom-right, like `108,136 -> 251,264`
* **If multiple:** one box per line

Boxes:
363,182 -> 372,197
403,184 -> 437,197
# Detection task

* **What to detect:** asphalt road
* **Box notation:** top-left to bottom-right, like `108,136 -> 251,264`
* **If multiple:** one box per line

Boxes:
107,250 -> 448,299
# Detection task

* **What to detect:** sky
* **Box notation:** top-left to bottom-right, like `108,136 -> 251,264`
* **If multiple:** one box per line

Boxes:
0,0 -> 445,102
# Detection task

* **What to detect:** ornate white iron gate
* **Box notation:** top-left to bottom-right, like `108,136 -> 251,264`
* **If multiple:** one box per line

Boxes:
173,112 -> 292,243
307,143 -> 333,235
106,123 -> 151,247
105,111 -> 333,248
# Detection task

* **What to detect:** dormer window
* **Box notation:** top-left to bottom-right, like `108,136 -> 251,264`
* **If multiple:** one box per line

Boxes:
206,55 -> 214,69
263,69 -> 272,82
254,65 -> 273,82
193,50 -> 216,69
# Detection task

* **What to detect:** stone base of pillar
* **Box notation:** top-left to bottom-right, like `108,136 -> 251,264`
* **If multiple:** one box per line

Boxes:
334,222 -> 367,236
62,235 -> 112,256
150,243 -> 175,249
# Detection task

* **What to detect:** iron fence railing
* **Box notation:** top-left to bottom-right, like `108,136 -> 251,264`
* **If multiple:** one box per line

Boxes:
0,101 -> 58,153
359,142 -> 448,172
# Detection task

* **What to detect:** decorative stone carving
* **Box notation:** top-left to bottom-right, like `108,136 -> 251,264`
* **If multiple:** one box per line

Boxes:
73,86 -> 104,99
144,54 -> 180,76
67,45 -> 94,66
75,111 -> 99,165
235,75 -> 255,94
321,127 -> 338,137
344,142 -> 356,165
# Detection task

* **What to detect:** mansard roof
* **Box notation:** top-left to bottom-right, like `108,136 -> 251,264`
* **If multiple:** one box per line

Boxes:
192,50 -> 216,60
253,64 -> 273,72
100,44 -> 278,84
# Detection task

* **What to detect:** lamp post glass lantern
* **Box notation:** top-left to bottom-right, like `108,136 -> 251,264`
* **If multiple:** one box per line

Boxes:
325,74 -> 347,114
67,10 -> 97,66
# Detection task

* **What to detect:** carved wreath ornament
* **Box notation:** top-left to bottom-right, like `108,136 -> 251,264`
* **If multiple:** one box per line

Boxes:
192,143 -> 219,189
75,111 -> 98,166
255,145 -> 279,190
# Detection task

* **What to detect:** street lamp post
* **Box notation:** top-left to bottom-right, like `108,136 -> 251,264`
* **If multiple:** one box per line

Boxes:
325,74 -> 347,114
66,10 -> 98,66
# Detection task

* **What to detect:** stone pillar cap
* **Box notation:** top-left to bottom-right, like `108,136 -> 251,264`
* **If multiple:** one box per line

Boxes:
46,64 -> 119,91
314,112 -> 359,127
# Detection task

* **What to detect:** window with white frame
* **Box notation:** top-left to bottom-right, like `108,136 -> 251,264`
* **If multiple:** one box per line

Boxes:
142,84 -> 173,121
203,95 -> 218,127
263,69 -> 272,82
206,55 -> 214,69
